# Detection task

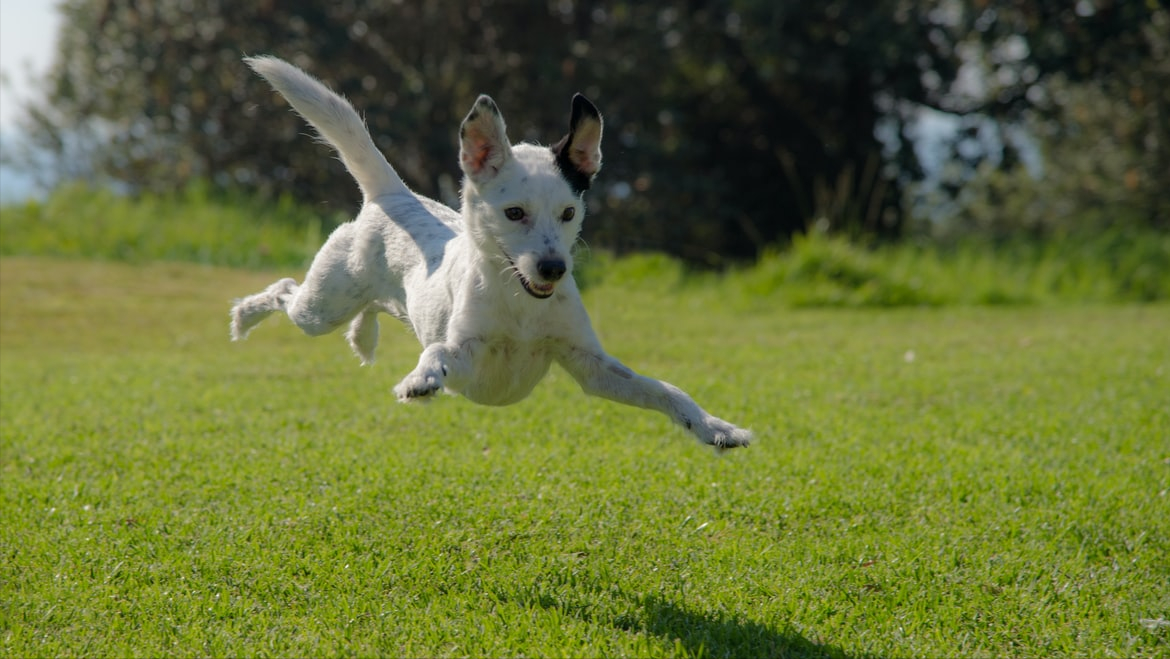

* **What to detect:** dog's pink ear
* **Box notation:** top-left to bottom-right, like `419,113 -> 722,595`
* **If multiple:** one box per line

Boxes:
460,95 -> 513,185
552,94 -> 603,195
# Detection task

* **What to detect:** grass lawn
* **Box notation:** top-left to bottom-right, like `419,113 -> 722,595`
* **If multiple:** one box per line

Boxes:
1,256 -> 1167,657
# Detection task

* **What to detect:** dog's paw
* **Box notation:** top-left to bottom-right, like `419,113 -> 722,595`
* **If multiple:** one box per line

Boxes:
394,372 -> 443,402
689,415 -> 753,452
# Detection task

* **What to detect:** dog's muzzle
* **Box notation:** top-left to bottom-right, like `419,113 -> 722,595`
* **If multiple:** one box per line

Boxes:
520,258 -> 566,298
500,246 -> 563,299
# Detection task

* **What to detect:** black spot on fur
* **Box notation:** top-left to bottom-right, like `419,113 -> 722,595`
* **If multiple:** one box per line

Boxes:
553,144 -> 593,195
552,93 -> 601,195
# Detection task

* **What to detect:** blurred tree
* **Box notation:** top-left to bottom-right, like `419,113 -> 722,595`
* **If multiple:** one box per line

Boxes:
5,0 -> 1165,262
911,54 -> 1170,242
904,1 -> 1169,237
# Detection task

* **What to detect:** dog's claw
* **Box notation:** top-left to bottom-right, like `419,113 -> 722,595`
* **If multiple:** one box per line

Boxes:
713,428 -> 753,453
394,373 -> 442,402
692,416 -> 752,452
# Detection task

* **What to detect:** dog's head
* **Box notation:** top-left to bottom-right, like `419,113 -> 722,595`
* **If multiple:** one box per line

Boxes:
458,94 -> 603,299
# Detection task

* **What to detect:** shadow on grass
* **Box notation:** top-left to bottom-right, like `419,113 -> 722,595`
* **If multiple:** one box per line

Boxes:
633,592 -> 860,659
506,576 -> 877,659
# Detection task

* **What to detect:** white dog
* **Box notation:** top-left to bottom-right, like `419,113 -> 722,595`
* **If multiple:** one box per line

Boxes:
230,56 -> 752,451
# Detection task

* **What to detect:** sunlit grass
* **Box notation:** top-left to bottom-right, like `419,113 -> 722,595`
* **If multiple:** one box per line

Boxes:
3,184 -> 1169,305
0,183 -> 342,270
2,257 -> 1167,657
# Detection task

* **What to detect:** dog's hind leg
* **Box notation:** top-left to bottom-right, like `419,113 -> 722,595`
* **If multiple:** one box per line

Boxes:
230,277 -> 298,341
346,307 -> 380,365
231,223 -> 377,341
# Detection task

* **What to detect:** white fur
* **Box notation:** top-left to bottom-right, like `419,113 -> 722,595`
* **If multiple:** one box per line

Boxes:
230,56 -> 752,450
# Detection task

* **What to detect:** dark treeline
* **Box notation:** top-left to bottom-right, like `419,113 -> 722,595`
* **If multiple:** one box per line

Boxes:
7,1 -> 1167,263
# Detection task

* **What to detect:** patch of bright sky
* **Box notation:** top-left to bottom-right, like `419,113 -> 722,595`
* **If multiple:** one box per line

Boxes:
0,0 -> 61,129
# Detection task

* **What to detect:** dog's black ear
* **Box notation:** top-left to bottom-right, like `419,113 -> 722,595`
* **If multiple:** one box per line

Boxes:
551,93 -> 603,195
460,95 -> 513,185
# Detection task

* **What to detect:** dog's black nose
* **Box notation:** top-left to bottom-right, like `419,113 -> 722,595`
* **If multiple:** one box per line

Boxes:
537,258 -> 567,282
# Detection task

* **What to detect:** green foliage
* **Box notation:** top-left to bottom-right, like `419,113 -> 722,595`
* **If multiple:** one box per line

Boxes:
906,10 -> 1169,241
2,257 -> 1167,657
2,185 -> 1167,306
0,182 -> 343,269
728,230 -> 1170,307
911,75 -> 1170,242
738,233 -> 949,308
575,250 -> 693,295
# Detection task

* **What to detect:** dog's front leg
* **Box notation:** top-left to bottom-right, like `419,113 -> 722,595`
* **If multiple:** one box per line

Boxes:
393,340 -> 478,402
558,347 -> 752,450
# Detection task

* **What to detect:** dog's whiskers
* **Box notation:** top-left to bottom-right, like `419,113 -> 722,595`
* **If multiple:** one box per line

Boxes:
498,262 -> 523,282
495,262 -> 527,298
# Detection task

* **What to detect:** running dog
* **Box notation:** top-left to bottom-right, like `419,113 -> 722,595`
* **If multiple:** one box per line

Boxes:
230,56 -> 752,451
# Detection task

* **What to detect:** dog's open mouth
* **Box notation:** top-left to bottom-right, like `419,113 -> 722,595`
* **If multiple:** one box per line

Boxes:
521,278 -> 555,298
499,245 -> 555,299
514,269 -> 555,299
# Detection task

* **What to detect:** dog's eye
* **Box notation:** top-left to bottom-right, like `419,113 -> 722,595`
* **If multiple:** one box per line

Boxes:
504,207 -> 525,222
561,207 -> 575,222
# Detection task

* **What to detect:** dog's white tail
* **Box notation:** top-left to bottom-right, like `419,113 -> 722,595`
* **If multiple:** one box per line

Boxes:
245,55 -> 407,201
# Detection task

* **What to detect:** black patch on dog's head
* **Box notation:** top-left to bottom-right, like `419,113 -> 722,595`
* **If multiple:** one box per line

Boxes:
552,142 -> 593,195
551,94 -> 602,195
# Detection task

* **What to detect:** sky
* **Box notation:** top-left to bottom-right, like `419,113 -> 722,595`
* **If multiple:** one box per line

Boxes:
0,0 -> 60,130
0,1 -> 59,201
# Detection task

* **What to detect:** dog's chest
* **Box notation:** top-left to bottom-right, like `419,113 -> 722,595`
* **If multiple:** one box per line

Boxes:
460,336 -> 556,406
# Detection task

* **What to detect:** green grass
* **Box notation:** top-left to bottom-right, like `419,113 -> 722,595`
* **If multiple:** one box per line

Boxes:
0,183 -> 343,269
727,230 -> 1170,306
2,256 -> 1167,657
4,184 -> 1169,305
